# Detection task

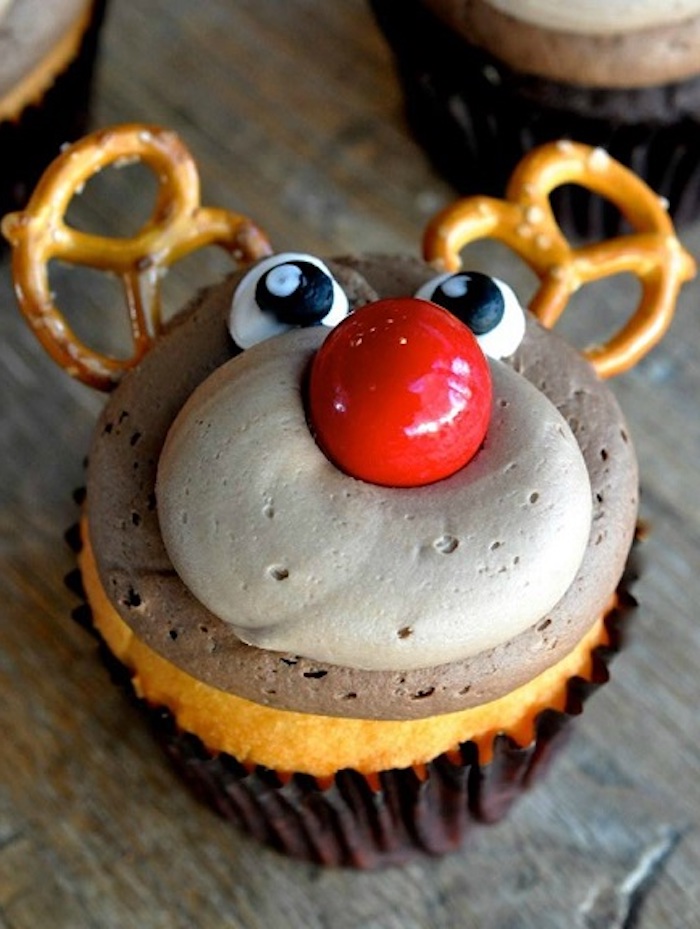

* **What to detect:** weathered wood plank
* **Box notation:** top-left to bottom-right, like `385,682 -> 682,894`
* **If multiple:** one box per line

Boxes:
1,0 -> 699,926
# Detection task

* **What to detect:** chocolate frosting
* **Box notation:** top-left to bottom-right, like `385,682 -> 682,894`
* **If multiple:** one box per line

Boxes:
86,255 -> 638,721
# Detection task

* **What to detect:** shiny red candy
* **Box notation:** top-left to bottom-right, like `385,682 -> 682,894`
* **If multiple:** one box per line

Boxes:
308,297 -> 492,487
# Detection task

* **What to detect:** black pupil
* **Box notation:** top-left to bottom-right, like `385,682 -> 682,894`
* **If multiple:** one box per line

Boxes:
430,272 -> 504,335
255,261 -> 334,327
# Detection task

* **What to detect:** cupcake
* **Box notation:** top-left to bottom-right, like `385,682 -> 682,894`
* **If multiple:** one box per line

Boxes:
369,0 -> 700,236
0,0 -> 108,219
3,125 -> 694,868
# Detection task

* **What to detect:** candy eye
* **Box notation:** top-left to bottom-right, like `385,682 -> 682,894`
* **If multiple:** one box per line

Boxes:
229,252 -> 349,349
416,270 -> 525,359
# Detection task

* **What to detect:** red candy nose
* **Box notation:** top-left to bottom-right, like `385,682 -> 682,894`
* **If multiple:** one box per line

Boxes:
308,297 -> 492,487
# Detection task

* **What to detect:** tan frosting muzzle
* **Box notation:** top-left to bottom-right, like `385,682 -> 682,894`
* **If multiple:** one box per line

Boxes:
156,327 -> 594,671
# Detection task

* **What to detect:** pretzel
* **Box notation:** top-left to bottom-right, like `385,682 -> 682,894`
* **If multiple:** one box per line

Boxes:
423,141 -> 696,378
2,124 -> 273,391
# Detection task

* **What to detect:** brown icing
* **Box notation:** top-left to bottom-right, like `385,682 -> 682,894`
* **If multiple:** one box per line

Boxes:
422,0 -> 700,88
85,255 -> 638,721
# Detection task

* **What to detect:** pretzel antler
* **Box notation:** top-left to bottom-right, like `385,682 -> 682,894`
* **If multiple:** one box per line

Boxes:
423,141 -> 696,378
2,124 -> 273,391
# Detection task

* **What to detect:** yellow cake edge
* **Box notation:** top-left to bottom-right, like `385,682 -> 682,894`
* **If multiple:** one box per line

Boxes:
79,519 -> 612,778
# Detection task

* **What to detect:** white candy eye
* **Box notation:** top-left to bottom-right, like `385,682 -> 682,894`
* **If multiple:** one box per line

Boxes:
416,270 -> 526,359
229,252 -> 349,349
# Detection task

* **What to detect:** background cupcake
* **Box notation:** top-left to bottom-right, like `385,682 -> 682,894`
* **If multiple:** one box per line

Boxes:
0,0 -> 108,218
369,0 -> 700,236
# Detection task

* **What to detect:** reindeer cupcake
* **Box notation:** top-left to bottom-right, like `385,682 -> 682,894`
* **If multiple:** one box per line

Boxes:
3,126 -> 694,867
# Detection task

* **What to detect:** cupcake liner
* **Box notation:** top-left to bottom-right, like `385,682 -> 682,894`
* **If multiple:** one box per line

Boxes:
369,0 -> 700,237
64,509 -> 638,869
0,0 -> 109,219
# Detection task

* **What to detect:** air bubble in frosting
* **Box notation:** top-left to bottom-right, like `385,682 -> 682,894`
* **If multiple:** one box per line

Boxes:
433,534 -> 459,554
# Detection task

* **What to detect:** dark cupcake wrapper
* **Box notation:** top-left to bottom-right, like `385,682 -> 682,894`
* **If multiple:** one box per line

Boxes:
65,505 -> 639,868
368,0 -> 700,237
0,0 -> 109,220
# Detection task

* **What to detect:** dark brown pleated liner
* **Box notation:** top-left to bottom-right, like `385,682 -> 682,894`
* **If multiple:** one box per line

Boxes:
65,507 -> 638,869
0,0 -> 109,220
368,0 -> 700,239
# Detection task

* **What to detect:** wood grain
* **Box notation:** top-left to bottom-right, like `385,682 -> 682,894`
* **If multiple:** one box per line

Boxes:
1,1 -> 699,926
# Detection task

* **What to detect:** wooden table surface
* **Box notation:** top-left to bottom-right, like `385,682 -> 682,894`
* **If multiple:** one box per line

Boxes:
2,2 -> 700,926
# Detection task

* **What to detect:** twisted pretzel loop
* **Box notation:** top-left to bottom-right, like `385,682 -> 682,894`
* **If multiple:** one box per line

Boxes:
2,124 -> 273,391
423,141 -> 696,378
